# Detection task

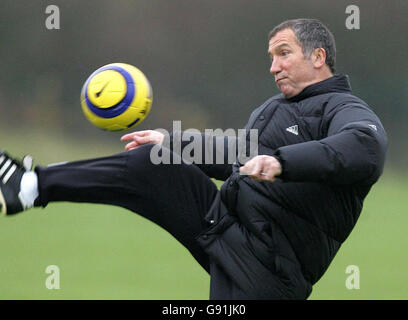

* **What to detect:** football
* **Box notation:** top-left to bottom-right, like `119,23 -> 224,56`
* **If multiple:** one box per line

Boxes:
80,63 -> 153,131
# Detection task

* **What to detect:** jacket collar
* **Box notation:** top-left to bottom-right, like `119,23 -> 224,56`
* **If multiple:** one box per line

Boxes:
286,74 -> 352,103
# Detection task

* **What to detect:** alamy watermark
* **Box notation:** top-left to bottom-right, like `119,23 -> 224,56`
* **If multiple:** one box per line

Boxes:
45,5 -> 60,30
149,121 -> 259,166
45,265 -> 60,289
345,5 -> 360,30
345,264 -> 360,290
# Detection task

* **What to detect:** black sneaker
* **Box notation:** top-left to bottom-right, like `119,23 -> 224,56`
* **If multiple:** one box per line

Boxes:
0,150 -> 33,215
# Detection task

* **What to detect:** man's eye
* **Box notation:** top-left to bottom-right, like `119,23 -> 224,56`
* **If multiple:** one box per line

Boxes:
281,51 -> 289,56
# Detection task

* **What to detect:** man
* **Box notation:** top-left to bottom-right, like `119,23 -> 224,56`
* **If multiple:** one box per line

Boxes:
0,18 -> 387,299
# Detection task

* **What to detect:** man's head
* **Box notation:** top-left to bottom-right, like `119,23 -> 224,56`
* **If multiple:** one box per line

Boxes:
267,19 -> 336,98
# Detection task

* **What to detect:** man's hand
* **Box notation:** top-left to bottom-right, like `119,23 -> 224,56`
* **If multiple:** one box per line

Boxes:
239,155 -> 282,182
120,130 -> 165,151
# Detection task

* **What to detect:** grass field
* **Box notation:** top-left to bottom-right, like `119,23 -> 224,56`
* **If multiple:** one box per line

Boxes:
0,128 -> 407,299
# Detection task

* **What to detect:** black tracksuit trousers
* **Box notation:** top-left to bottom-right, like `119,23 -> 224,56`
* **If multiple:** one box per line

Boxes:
34,144 -> 219,274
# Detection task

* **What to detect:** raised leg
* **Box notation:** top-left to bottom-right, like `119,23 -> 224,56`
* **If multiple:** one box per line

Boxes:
34,144 -> 219,272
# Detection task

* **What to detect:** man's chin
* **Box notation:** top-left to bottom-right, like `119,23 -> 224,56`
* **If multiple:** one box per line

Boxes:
277,84 -> 296,99
281,91 -> 296,99
280,88 -> 300,99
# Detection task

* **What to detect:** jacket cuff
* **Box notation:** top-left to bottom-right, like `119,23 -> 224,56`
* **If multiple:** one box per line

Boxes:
272,151 -> 286,179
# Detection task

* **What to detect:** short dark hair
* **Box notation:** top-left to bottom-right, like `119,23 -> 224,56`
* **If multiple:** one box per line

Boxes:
268,19 -> 336,73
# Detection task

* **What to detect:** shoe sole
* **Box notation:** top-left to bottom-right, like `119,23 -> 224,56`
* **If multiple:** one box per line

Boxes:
0,188 -> 7,215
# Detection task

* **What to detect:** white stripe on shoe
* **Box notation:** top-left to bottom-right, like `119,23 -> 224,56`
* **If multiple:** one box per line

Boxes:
0,188 -> 7,215
0,159 -> 11,177
3,164 -> 17,184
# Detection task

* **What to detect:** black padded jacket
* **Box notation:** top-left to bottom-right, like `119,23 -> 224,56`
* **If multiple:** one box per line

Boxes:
169,74 -> 388,299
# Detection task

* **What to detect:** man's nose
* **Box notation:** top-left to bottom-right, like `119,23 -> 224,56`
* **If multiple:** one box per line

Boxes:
270,58 -> 281,75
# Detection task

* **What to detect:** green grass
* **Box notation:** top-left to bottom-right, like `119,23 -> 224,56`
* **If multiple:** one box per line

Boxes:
0,127 -> 406,299
0,127 -> 209,299
0,204 -> 209,299
309,170 -> 408,299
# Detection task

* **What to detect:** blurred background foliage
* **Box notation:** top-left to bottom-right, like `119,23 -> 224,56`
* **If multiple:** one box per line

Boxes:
0,0 -> 407,167
0,0 -> 407,299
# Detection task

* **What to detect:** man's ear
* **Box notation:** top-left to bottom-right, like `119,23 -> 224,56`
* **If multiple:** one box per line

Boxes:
312,48 -> 327,69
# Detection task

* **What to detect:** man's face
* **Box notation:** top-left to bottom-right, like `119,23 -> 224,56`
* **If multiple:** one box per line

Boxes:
268,28 -> 317,98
